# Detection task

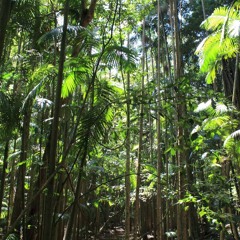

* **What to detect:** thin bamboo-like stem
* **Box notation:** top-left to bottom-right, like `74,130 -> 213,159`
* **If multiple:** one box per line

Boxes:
42,0 -> 70,239
156,0 -> 164,239
232,53 -> 239,108
125,33 -> 131,239
201,0 -> 206,20
134,19 -> 146,240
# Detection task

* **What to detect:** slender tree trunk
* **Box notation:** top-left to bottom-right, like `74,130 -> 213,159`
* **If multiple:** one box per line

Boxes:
0,140 -> 9,219
10,101 -> 32,237
42,1 -> 69,239
71,0 -> 98,57
7,139 -> 17,228
169,0 -> 188,239
156,0 -> 164,239
125,33 -> 131,239
201,0 -> 206,20
232,53 -> 239,109
0,0 -> 12,62
134,19 -> 145,240
63,140 -> 89,240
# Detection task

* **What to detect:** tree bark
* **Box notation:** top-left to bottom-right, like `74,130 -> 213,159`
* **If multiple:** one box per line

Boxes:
10,101 -> 32,238
0,0 -> 12,62
42,0 -> 70,239
125,34 -> 131,239
169,0 -> 188,239
156,0 -> 164,238
134,19 -> 145,240
0,141 -> 9,221
71,0 -> 98,57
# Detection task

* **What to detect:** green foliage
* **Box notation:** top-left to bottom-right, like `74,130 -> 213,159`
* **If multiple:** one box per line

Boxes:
0,92 -> 21,140
61,57 -> 92,98
38,25 -> 85,44
6,234 -> 18,240
196,4 -> 240,83
189,98 -> 239,230
101,45 -> 137,72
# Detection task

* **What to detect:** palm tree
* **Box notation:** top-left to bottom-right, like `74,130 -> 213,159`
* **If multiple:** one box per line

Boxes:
196,1 -> 240,108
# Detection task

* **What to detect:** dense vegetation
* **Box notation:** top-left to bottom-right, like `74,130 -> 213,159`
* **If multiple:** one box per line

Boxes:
0,0 -> 239,239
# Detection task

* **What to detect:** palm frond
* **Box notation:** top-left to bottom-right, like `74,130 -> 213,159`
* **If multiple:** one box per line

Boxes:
22,77 -> 48,112
76,80 -> 121,149
224,129 -> 240,150
101,45 -> 137,71
32,64 -> 57,80
228,20 -> 240,37
219,37 -> 238,58
34,97 -> 53,110
201,7 -> 229,31
38,25 -> 88,44
203,115 -> 230,131
196,33 -> 237,83
61,58 -> 92,98
202,6 -> 240,32
216,102 -> 228,113
197,3 -> 240,84
197,32 -> 221,73
194,99 -> 214,113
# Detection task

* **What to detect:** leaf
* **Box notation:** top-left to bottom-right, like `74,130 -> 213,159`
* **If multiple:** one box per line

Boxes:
130,173 -> 137,189
6,234 -> 19,240
203,116 -> 230,131
216,102 -> 228,113
199,209 -> 207,217
61,58 -> 92,98
34,97 -> 53,109
170,148 -> 176,156
21,79 -> 46,112
224,129 -> 240,148
101,45 -> 137,71
38,25 -> 87,44
194,99 -> 213,113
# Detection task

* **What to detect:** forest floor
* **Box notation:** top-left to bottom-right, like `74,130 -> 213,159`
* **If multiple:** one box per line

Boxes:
96,227 -> 155,240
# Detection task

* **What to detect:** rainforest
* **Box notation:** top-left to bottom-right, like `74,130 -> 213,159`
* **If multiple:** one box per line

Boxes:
0,0 -> 240,239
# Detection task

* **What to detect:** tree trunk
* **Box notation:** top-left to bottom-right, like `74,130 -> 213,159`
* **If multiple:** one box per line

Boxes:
0,0 -> 12,62
156,0 -> 164,238
42,0 -> 69,239
0,140 -> 9,220
10,101 -> 32,237
134,19 -> 145,240
125,34 -> 131,239
169,0 -> 188,239
63,140 -> 89,240
71,0 -> 98,57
